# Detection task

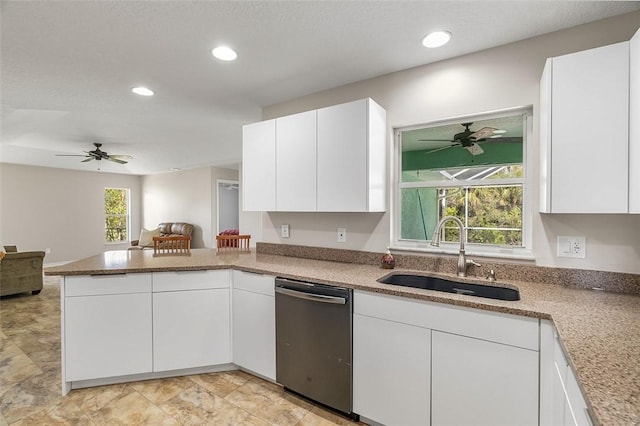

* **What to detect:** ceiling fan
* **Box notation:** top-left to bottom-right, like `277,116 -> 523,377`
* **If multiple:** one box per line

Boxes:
56,143 -> 133,164
419,122 -> 522,156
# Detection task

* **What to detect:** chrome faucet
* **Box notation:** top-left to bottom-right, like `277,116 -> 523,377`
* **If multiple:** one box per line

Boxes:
430,216 -> 480,277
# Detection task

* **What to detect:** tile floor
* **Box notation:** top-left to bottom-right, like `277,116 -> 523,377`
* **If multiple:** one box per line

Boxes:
0,276 -> 362,425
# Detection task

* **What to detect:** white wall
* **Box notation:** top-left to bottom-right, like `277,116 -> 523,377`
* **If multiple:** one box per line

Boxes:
141,166 -> 237,248
0,163 -> 141,263
238,163 -> 262,248
217,181 -> 239,233
259,12 -> 640,273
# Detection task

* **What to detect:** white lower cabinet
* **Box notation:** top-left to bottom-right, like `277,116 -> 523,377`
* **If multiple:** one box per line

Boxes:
153,288 -> 231,371
232,270 -> 275,380
64,274 -> 153,381
548,328 -> 592,426
353,314 -> 431,426
431,331 -> 539,426
152,270 -> 231,371
353,290 -> 540,426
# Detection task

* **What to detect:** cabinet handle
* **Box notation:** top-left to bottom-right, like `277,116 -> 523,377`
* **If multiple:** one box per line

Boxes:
275,287 -> 346,305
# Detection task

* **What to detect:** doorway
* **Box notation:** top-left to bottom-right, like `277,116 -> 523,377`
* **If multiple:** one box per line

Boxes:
217,180 -> 239,234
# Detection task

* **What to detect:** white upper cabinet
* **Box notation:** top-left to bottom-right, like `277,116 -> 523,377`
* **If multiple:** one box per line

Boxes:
540,41 -> 630,213
276,110 -> 317,211
630,28 -> 640,213
241,98 -> 386,212
317,98 -> 386,212
242,119 -> 276,211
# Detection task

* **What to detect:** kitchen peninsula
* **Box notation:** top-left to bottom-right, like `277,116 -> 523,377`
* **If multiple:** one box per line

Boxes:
46,248 -> 640,425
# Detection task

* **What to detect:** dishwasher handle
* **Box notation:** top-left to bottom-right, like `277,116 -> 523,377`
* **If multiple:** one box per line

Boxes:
275,286 -> 347,305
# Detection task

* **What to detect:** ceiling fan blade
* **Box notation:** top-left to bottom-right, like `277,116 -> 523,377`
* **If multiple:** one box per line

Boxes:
465,144 -> 485,156
106,156 -> 128,164
423,145 -> 457,155
418,139 -> 456,142
476,136 -> 523,143
56,154 -> 88,157
470,127 -> 499,140
109,154 -> 133,160
81,157 -> 94,162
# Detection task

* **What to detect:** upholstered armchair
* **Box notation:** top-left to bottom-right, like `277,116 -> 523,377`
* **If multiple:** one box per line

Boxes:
0,246 -> 45,297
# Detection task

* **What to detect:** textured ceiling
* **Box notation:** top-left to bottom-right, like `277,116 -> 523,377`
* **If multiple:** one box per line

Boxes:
2,1 -> 639,175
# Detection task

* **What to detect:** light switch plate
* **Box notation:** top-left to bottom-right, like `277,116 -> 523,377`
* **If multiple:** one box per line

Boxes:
281,224 -> 290,238
557,236 -> 586,258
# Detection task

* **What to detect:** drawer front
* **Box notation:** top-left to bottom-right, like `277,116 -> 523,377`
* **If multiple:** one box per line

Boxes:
232,270 -> 275,296
65,273 -> 152,297
354,290 -> 539,350
153,270 -> 229,292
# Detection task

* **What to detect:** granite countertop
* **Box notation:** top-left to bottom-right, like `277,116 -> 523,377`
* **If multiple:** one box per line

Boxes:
46,249 -> 640,425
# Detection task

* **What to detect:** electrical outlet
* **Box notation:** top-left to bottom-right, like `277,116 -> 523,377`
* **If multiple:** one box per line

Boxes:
557,236 -> 586,258
281,224 -> 290,238
337,228 -> 347,243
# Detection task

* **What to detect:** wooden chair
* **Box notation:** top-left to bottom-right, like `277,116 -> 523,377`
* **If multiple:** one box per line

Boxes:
216,234 -> 251,252
153,236 -> 191,254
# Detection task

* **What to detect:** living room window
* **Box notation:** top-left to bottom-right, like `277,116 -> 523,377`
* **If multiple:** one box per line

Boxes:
105,188 -> 130,243
393,108 -> 532,258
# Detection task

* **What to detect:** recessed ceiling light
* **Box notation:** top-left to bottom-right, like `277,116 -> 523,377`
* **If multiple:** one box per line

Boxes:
211,46 -> 237,61
422,31 -> 452,48
131,87 -> 154,96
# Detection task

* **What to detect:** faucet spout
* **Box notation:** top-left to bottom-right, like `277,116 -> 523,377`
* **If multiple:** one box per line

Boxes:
431,216 -> 469,277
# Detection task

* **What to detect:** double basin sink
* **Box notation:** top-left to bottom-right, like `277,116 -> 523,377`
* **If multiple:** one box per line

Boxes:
378,273 -> 520,301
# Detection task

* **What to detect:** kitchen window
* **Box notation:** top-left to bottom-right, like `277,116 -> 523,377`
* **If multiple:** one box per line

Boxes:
104,187 -> 130,243
393,108 -> 532,258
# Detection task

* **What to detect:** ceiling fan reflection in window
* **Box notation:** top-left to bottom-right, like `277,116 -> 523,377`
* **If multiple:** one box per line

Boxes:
419,122 -> 522,156
56,143 -> 133,164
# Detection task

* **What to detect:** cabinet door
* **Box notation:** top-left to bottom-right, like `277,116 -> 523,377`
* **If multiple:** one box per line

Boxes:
242,119 -> 276,211
276,110 -> 317,211
432,331 -> 539,426
65,293 -> 152,381
317,99 -> 368,212
554,337 -> 592,426
353,314 -> 431,425
549,42 -> 629,213
153,288 -> 231,371
552,336 -> 570,425
630,28 -> 640,213
232,288 -> 275,380
563,365 -> 592,426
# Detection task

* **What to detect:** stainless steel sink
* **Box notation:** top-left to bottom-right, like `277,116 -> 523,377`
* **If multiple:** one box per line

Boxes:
377,273 -> 520,301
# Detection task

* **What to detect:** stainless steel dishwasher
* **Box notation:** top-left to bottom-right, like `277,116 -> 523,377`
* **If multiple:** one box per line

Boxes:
275,277 -> 356,419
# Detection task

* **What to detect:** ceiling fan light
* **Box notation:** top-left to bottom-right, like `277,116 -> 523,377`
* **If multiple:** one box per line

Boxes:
131,86 -> 154,96
212,46 -> 237,61
422,31 -> 451,48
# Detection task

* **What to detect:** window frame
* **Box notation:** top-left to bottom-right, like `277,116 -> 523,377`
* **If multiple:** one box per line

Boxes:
391,106 -> 533,260
104,187 -> 131,245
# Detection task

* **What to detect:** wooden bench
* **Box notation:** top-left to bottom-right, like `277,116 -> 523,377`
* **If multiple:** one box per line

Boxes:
216,234 -> 251,251
153,236 -> 191,254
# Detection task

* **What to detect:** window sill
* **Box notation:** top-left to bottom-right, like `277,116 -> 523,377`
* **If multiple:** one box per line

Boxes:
391,242 -> 534,261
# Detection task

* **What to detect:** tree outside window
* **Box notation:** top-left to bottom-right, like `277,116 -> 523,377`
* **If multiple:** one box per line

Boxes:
105,188 -> 129,243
